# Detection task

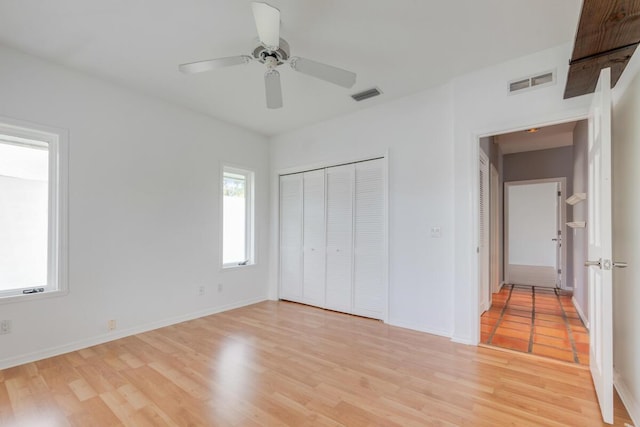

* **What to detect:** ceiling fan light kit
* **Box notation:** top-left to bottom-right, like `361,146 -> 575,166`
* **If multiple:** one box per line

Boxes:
178,2 -> 357,109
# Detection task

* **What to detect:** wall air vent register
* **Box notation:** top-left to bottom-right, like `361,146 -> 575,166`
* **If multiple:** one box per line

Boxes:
508,70 -> 555,94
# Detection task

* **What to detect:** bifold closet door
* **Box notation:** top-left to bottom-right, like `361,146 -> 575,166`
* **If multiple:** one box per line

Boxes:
302,170 -> 326,306
353,159 -> 385,319
279,173 -> 303,302
325,164 -> 354,313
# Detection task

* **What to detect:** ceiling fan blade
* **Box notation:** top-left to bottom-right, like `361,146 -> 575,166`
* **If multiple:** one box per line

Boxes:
251,2 -> 280,50
178,55 -> 251,74
290,57 -> 356,88
264,69 -> 283,109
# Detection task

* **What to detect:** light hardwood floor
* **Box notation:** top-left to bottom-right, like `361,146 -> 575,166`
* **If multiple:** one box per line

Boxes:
0,301 -> 633,426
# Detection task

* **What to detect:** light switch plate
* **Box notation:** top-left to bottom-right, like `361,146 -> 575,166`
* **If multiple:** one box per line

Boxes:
431,226 -> 442,238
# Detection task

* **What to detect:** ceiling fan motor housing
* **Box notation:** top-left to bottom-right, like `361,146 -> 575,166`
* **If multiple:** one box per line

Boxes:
252,38 -> 290,66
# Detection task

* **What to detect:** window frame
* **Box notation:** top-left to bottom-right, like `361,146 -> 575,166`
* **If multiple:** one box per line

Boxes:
221,165 -> 255,269
0,118 -> 69,303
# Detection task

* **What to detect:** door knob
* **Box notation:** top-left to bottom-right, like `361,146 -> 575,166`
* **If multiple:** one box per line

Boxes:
613,261 -> 628,268
551,238 -> 558,241
585,259 -> 602,268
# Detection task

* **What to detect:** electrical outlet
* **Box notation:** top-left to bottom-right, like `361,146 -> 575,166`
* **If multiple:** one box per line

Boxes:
0,320 -> 11,335
107,320 -> 117,331
218,283 -> 223,293
198,285 -> 205,296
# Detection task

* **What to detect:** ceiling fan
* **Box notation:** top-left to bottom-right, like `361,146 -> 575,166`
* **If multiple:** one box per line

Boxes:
178,2 -> 357,109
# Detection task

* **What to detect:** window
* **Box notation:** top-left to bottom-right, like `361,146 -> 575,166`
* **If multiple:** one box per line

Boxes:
0,119 -> 68,301
222,166 -> 254,268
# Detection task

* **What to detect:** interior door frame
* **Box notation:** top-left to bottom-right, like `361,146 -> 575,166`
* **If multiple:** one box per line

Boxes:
478,149 -> 490,312
471,111 -> 588,345
503,177 -> 567,289
489,164 -> 501,294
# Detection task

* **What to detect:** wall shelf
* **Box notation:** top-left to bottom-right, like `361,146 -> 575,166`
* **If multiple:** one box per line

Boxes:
567,221 -> 586,228
566,193 -> 586,205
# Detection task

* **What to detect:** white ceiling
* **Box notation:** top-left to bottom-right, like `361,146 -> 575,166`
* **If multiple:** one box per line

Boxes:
0,1 -> 582,136
495,121 -> 579,154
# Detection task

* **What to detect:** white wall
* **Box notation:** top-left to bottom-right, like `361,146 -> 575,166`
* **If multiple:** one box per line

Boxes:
611,48 -> 640,426
0,45 -> 270,369
269,84 -> 456,336
270,43 -> 595,341
451,42 -> 592,343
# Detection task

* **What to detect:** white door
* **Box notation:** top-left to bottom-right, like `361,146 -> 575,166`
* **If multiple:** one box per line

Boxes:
479,151 -> 490,312
302,170 -> 326,307
325,164 -> 354,313
586,67 -> 613,424
352,159 -> 385,319
279,173 -> 304,302
505,180 -> 559,288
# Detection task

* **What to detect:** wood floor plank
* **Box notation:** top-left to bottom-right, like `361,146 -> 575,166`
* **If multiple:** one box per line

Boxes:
0,301 -> 634,426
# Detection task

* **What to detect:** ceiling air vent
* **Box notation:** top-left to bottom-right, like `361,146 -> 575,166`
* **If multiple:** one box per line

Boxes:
508,70 -> 555,95
351,87 -> 382,102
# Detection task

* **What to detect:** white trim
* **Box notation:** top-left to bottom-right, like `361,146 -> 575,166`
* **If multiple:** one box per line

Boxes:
572,295 -> 590,329
474,112 -> 589,140
490,164 -> 500,295
0,116 -> 69,303
451,336 -> 477,346
382,150 -> 390,323
614,370 -> 640,427
478,149 -> 490,312
220,163 -> 255,269
0,296 -> 267,370
389,319 -> 453,338
466,111 -> 589,345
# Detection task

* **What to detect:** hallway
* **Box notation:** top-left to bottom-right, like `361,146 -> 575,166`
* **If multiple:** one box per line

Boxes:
481,285 -> 589,365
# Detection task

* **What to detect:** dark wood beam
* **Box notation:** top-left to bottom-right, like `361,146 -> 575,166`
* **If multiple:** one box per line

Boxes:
564,43 -> 638,99
564,0 -> 640,99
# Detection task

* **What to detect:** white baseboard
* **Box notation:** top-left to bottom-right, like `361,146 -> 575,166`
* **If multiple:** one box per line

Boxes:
388,319 -> 453,339
615,370 -> 640,427
0,296 -> 267,370
450,335 -> 476,345
571,296 -> 590,329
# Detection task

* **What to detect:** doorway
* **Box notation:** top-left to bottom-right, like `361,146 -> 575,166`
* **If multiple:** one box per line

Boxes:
505,178 -> 565,289
477,120 -> 590,365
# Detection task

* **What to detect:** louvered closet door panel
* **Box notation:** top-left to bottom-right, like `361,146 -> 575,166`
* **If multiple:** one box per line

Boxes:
303,169 -> 326,307
279,173 -> 303,302
325,164 -> 354,313
353,159 -> 385,319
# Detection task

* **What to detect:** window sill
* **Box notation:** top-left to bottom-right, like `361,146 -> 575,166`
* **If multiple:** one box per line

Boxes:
221,263 -> 257,271
0,288 -> 68,304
